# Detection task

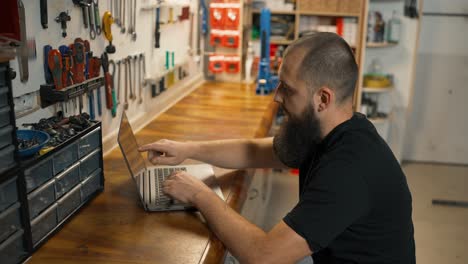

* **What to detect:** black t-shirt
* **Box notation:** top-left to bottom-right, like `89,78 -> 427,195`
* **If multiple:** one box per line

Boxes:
283,113 -> 415,264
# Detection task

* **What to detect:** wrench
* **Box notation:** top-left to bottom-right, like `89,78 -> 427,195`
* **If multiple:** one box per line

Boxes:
116,60 -> 121,105
94,0 -> 102,35
131,0 -> 137,40
114,0 -> 121,27
127,55 -> 135,100
133,55 -> 142,104
124,59 -> 129,110
128,0 -> 134,37
121,0 -> 126,33
132,55 -> 138,100
88,2 -> 97,39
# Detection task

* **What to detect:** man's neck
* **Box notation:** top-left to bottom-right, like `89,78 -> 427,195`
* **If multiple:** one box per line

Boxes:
320,107 -> 354,139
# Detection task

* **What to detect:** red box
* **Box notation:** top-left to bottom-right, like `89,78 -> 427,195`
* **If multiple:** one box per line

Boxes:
210,29 -> 224,47
210,5 -> 225,29
224,7 -> 240,30
209,54 -> 225,73
222,30 -> 240,48
224,55 -> 240,74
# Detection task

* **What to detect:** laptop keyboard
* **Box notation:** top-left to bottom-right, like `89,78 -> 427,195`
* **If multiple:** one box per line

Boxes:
155,167 -> 187,203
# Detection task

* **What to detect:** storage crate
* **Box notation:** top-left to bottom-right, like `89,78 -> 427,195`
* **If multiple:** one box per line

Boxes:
0,230 -> 27,264
0,176 -> 18,212
0,203 -> 22,243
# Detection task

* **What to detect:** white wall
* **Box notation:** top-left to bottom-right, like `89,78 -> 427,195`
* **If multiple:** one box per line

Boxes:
363,0 -> 421,162
403,0 -> 468,164
11,0 -> 201,152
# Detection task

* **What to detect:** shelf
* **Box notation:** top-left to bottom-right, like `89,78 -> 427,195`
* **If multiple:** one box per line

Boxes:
298,11 -> 360,17
362,86 -> 394,93
367,42 -> 398,48
252,9 -> 296,15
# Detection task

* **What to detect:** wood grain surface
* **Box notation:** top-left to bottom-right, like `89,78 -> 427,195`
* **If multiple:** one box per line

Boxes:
29,81 -> 278,264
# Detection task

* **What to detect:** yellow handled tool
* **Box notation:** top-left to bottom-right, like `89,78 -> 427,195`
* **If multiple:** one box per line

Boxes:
102,11 -> 116,53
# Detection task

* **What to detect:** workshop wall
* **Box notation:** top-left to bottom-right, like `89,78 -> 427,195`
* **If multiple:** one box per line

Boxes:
10,0 -> 201,151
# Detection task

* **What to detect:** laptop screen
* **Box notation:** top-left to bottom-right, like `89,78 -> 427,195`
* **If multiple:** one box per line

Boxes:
117,112 -> 147,181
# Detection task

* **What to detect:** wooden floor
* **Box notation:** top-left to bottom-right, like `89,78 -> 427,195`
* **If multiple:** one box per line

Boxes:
29,81 -> 278,264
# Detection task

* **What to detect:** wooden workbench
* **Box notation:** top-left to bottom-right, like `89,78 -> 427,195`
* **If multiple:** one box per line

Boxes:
29,81 -> 278,264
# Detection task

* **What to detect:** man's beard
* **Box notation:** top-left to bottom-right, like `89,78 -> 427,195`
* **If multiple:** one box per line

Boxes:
273,104 -> 322,168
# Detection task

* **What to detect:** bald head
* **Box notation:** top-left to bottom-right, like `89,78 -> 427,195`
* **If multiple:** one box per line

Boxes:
283,32 -> 358,104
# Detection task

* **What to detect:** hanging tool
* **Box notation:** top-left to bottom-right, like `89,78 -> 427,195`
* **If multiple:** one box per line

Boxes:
155,1 -> 161,48
55,11 -> 71,38
88,3 -> 97,39
128,0 -> 134,38
139,53 -> 147,86
116,60 -> 121,105
87,57 -> 100,120
159,77 -> 165,93
171,52 -> 175,68
48,50 -> 63,90
58,45 -> 73,88
94,0 -> 102,35
132,55 -> 138,100
151,82 -> 157,97
102,11 -> 116,54
121,0 -> 126,33
109,59 -> 118,116
40,0 -> 48,29
72,0 -> 92,29
165,51 -> 170,70
127,55 -> 135,100
102,53 -> 115,116
43,45 -> 53,84
133,55 -> 142,104
123,58 -> 129,110
200,0 -> 208,35
131,0 -> 137,40
17,0 -> 29,83
84,41 -> 101,116
114,0 -> 121,27
70,39 -> 85,84
83,40 -> 91,80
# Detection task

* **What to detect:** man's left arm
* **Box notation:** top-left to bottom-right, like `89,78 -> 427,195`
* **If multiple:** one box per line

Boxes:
163,172 -> 312,264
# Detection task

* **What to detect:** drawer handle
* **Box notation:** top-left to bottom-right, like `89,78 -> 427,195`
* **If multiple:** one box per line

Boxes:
81,144 -> 91,148
248,188 -> 259,200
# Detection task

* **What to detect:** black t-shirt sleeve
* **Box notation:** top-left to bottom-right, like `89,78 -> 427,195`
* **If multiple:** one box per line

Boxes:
283,159 -> 370,252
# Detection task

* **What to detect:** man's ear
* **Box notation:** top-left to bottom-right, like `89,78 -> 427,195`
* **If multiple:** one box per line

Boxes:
316,86 -> 333,112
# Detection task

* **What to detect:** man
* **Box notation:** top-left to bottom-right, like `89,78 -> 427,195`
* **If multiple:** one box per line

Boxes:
138,33 -> 415,264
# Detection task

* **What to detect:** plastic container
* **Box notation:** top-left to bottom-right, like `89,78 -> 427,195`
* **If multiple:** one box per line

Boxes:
81,169 -> 102,202
28,179 -> 55,220
0,177 -> 18,212
0,203 -> 22,243
0,126 -> 13,149
16,130 -> 50,158
31,203 -> 57,246
0,229 -> 27,264
53,142 -> 78,175
57,185 -> 81,222
24,157 -> 54,193
79,149 -> 101,181
78,127 -> 101,158
0,106 -> 10,128
55,162 -> 80,199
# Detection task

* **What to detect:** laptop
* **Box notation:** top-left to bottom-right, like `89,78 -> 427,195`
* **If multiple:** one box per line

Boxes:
117,111 -> 224,211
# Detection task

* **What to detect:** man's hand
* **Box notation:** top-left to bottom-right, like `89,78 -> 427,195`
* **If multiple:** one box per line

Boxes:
163,171 -> 213,204
138,139 -> 194,165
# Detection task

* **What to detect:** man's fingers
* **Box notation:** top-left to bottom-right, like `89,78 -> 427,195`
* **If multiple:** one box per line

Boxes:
138,142 -> 170,152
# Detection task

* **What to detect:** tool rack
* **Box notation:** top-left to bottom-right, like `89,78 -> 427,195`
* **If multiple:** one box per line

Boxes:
39,76 -> 104,108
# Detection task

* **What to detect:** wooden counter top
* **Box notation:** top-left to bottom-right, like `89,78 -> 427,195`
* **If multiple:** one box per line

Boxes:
30,82 -> 278,264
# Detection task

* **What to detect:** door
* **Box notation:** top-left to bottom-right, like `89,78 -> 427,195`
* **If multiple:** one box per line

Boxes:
403,0 -> 468,164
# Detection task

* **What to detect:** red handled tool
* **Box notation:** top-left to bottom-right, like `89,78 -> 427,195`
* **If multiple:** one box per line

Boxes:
47,49 -> 63,90
70,39 -> 85,83
101,52 -> 114,113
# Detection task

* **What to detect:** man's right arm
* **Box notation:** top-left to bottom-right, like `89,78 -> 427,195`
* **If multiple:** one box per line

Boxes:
138,137 -> 288,169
